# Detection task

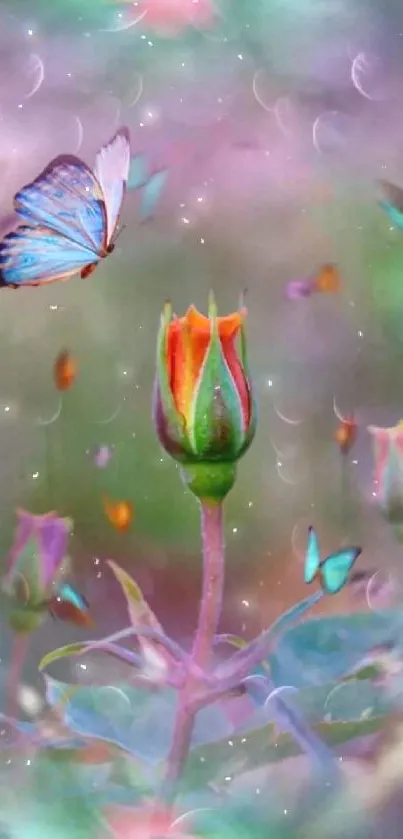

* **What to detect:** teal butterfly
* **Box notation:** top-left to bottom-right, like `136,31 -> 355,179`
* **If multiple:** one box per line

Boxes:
47,582 -> 93,627
378,180 -> 403,229
127,155 -> 168,222
304,526 -> 361,594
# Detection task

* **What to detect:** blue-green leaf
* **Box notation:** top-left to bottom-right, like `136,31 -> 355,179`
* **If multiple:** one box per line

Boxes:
269,610 -> 403,688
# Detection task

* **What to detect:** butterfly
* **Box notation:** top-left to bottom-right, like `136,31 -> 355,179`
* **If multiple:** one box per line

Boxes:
47,582 -> 94,628
0,127 -> 131,288
103,496 -> 134,532
127,154 -> 168,221
286,264 -> 341,300
304,526 -> 362,594
53,349 -> 77,391
334,415 -> 357,455
378,179 -> 403,229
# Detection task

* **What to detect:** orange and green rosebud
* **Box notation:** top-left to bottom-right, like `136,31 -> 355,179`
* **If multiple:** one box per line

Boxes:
153,293 -> 256,501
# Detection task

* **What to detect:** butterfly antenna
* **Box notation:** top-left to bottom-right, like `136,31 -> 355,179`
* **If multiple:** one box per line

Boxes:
115,224 -> 126,242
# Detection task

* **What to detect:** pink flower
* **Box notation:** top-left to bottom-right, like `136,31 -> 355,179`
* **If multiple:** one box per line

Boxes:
134,0 -> 214,35
2,509 -> 73,632
368,421 -> 403,523
103,805 -> 195,839
3,510 -> 72,602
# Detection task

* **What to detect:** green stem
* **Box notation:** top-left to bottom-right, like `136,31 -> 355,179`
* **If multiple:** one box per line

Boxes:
160,501 -> 225,805
340,454 -> 351,534
44,425 -> 55,509
7,633 -> 28,720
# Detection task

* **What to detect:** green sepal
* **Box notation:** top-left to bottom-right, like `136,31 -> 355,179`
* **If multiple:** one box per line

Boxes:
188,302 -> 245,461
238,383 -> 257,457
8,605 -> 46,633
181,462 -> 237,502
238,316 -> 257,457
155,302 -> 193,459
4,536 -> 43,606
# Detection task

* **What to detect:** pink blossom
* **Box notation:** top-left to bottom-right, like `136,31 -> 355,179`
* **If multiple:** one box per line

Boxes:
368,421 -> 403,523
135,0 -> 214,35
103,804 -> 195,839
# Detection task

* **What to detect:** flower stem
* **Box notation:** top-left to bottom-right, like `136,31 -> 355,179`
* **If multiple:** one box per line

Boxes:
7,633 -> 28,720
191,502 -> 225,668
161,501 -> 225,804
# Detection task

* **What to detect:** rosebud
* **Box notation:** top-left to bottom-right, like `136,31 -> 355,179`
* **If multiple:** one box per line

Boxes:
2,510 -> 73,632
153,293 -> 256,502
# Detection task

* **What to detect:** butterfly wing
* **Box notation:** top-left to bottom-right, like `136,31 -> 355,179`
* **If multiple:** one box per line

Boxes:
320,547 -> 362,595
379,201 -> 403,229
94,127 -> 131,245
139,169 -> 168,222
379,180 -> 403,212
378,180 -> 403,228
55,583 -> 89,609
304,526 -> 321,584
0,225 -> 99,287
127,154 -> 149,191
14,155 -> 107,253
50,583 -> 93,627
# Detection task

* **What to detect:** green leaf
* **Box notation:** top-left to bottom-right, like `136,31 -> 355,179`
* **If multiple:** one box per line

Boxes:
106,560 -> 170,667
108,755 -> 153,794
183,715 -> 384,792
342,664 -> 384,683
0,755 -> 108,839
270,610 -> 403,688
106,561 -> 163,634
39,642 -> 90,672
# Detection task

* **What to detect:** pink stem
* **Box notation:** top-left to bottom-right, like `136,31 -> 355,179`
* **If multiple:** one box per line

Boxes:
161,501 -> 225,804
7,633 -> 28,720
191,502 -> 225,668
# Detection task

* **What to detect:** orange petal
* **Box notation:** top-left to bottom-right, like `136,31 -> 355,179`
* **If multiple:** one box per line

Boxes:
166,304 -> 246,426
182,305 -> 243,338
167,314 -> 211,424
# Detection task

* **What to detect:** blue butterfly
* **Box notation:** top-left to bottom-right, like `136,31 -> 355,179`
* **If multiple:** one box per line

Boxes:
47,582 -> 93,628
127,154 -> 168,222
0,127 -> 131,287
304,526 -> 362,595
378,180 -> 403,229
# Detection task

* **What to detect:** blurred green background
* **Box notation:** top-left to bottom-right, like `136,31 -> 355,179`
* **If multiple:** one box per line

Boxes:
0,0 -> 403,672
